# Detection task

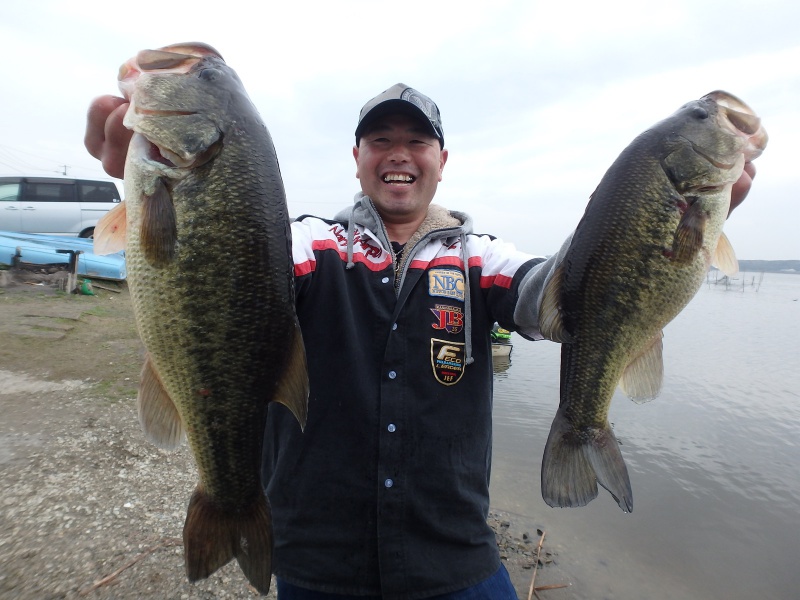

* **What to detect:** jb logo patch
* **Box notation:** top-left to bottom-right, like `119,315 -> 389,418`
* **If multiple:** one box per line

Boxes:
430,304 -> 464,335
430,338 -> 465,385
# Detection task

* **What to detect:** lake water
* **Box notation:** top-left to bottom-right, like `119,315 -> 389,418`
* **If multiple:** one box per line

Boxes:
489,272 -> 800,600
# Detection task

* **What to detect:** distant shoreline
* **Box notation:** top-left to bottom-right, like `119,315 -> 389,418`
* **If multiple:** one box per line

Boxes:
715,260 -> 800,274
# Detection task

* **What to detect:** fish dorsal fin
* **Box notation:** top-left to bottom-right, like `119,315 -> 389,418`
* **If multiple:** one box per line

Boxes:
273,321 -> 310,430
140,177 -> 178,267
672,200 -> 708,265
538,263 -> 573,343
711,231 -> 739,276
93,201 -> 127,255
138,353 -> 185,449
619,332 -> 664,404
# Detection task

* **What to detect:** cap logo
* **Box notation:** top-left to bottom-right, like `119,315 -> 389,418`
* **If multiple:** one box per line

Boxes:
401,88 -> 442,139
402,89 -> 435,121
356,83 -> 444,145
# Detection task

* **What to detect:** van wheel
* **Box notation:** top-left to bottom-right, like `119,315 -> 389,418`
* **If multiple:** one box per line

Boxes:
79,228 -> 95,239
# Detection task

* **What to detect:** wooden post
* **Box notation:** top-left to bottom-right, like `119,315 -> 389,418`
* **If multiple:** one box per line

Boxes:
56,249 -> 83,293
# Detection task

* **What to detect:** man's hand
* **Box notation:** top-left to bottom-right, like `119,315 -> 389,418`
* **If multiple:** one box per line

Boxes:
729,161 -> 756,216
84,95 -> 132,180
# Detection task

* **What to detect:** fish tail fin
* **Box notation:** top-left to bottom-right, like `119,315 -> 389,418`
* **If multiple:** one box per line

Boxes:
541,405 -> 633,512
585,428 -> 634,513
274,321 -> 309,430
183,486 -> 273,594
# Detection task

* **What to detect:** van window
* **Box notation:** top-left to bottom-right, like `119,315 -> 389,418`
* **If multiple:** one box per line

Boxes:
0,183 -> 20,202
79,182 -> 121,203
25,182 -> 76,202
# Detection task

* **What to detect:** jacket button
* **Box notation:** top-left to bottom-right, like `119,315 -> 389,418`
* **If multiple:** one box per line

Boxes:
381,276 -> 390,283
384,478 -> 394,488
387,423 -> 396,432
388,370 -> 397,379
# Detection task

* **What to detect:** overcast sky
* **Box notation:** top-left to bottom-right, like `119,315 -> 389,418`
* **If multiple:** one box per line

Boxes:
1,0 -> 797,259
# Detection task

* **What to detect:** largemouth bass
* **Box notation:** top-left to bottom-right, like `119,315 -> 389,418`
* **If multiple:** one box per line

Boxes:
538,91 -> 767,513
94,43 -> 308,593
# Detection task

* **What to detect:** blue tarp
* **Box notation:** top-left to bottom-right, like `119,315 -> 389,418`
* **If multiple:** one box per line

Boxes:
0,231 -> 126,281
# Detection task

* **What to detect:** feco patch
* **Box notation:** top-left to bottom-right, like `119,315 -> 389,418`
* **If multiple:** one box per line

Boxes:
430,338 -> 465,385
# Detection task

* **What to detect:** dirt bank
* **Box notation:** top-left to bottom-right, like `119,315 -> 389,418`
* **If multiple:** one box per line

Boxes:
0,270 -> 564,599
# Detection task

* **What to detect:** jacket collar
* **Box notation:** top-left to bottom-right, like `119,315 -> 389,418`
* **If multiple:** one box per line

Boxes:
334,192 -> 471,252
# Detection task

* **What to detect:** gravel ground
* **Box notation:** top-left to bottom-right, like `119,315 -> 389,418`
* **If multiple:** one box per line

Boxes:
0,269 -> 564,599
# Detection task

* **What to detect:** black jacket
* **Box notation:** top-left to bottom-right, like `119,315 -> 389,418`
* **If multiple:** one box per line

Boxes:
262,194 -> 548,599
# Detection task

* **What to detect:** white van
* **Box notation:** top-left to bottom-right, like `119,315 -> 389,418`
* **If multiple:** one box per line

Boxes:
0,176 -> 122,238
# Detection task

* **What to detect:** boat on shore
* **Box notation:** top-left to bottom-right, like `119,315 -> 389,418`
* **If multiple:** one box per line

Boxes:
0,231 -> 126,281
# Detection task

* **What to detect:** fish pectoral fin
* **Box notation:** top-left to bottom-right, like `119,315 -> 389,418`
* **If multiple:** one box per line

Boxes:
184,487 -> 273,595
711,231 -> 739,276
93,201 -> 127,255
619,332 -> 664,403
140,177 -> 178,267
273,322 -> 310,430
672,199 -> 708,264
137,353 -> 184,449
538,263 -> 573,343
541,405 -> 633,512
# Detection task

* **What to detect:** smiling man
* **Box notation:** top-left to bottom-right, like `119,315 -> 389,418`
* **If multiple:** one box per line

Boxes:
85,80 -> 756,600
352,86 -> 448,243
263,84 -> 537,598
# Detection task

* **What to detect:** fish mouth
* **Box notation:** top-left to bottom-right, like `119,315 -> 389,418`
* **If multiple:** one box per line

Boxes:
688,141 -> 741,171
119,43 -> 223,79
118,42 -> 224,100
130,133 -> 219,171
119,43 -> 225,170
135,108 -> 197,117
158,138 -> 220,170
145,139 -> 185,168
706,90 -> 769,160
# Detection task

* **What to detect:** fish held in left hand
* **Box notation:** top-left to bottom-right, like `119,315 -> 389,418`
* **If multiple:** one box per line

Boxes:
538,91 -> 768,513
94,42 -> 308,594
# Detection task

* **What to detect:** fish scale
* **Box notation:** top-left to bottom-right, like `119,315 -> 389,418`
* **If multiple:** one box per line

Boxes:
538,90 -> 768,513
95,42 -> 308,594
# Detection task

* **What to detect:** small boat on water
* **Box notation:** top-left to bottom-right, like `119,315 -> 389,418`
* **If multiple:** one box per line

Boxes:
0,231 -> 126,281
491,323 -> 513,358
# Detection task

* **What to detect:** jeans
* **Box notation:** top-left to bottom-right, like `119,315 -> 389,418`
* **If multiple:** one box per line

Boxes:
276,564 -> 519,600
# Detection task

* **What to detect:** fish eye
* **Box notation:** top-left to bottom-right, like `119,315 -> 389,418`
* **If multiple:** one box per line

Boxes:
198,68 -> 222,81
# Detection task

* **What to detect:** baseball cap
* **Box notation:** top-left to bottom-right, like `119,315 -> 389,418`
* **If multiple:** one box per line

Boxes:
355,83 -> 444,147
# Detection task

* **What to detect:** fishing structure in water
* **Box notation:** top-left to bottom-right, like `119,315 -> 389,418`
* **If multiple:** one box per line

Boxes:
706,269 -> 765,291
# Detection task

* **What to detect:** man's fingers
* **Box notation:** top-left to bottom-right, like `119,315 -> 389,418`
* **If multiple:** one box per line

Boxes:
85,96 -> 132,180
85,96 -> 125,158
729,161 -> 756,216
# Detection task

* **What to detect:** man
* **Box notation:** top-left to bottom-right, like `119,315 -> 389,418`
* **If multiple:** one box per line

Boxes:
85,82 -> 755,600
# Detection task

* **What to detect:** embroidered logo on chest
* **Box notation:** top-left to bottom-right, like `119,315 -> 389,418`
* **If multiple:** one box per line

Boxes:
430,339 -> 465,385
430,304 -> 464,335
427,268 -> 464,302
